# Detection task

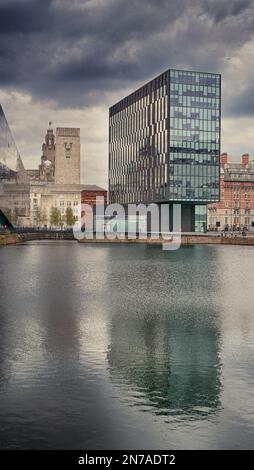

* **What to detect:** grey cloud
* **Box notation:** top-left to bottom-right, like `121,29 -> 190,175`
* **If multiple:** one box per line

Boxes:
0,0 -> 53,34
0,0 -> 254,118
231,0 -> 252,16
201,0 -> 253,23
224,83 -> 254,117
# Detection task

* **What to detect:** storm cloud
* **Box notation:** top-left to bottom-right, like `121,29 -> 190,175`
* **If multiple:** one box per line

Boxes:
0,0 -> 254,184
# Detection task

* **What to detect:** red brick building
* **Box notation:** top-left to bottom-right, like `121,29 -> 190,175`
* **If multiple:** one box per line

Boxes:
81,185 -> 107,211
208,153 -> 254,231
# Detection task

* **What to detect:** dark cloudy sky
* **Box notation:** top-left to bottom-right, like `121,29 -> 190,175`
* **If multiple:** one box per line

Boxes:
0,0 -> 254,187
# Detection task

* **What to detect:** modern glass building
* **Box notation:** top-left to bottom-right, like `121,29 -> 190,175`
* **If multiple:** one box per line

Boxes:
109,69 -> 221,232
0,104 -> 23,181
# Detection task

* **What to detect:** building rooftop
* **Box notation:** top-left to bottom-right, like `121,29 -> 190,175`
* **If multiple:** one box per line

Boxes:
222,155 -> 254,182
56,127 -> 80,137
81,185 -> 107,192
29,182 -> 107,192
110,67 -> 221,113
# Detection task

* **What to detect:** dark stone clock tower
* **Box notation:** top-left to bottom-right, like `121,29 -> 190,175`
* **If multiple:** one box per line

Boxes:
39,122 -> 55,182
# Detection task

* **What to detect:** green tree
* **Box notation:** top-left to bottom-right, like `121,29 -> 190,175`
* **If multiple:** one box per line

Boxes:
41,209 -> 48,226
34,207 -> 42,226
59,213 -> 64,230
66,207 -> 75,227
50,207 -> 61,228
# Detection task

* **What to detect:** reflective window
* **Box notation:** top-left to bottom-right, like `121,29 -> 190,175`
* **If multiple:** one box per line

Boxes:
169,70 -> 221,202
0,105 -> 22,180
109,69 -> 221,205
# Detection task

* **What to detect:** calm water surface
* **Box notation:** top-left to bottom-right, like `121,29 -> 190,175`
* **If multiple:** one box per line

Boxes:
0,241 -> 254,449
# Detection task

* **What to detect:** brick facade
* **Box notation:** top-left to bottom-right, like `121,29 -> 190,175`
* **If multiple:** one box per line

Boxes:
208,153 -> 254,231
81,187 -> 108,210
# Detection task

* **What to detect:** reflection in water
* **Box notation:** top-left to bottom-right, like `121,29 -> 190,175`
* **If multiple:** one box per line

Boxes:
0,242 -> 254,449
107,310 -> 222,419
105,245 -> 222,421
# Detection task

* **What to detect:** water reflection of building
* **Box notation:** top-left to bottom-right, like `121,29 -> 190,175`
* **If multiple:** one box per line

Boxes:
0,105 -> 30,223
107,311 -> 222,418
0,105 -> 26,182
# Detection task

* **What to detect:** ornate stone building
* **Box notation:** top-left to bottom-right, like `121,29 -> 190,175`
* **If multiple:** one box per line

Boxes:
27,122 -> 55,182
28,124 -> 83,226
29,182 -> 83,227
29,183 -> 108,227
208,153 -> 254,231
27,124 -> 80,185
39,122 -> 55,182
1,114 -> 106,227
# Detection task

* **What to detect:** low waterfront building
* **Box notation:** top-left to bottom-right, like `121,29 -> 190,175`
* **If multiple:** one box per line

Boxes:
29,182 -> 80,227
80,186 -> 108,233
81,186 -> 108,210
207,153 -> 254,231
29,183 -> 108,228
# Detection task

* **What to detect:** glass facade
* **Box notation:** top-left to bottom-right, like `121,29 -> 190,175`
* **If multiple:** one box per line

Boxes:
195,205 -> 207,232
109,68 -> 221,230
0,105 -> 21,180
109,71 -> 169,205
169,70 -> 220,202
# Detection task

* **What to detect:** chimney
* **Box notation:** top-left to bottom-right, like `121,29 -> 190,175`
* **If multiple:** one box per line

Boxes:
242,153 -> 249,166
221,153 -> 228,167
